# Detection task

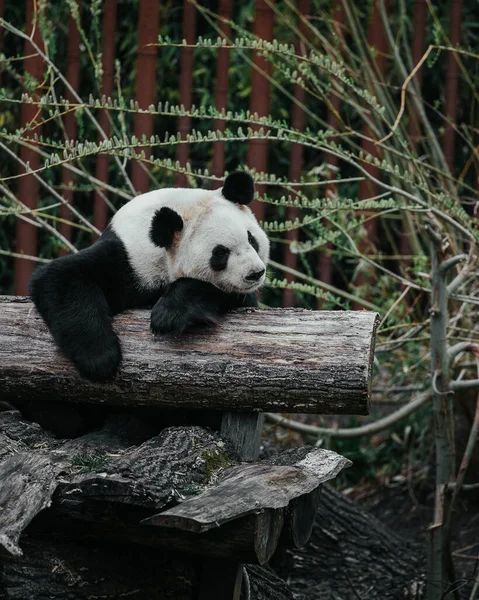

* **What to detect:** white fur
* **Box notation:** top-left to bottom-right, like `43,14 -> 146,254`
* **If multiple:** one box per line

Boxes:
111,186 -> 269,294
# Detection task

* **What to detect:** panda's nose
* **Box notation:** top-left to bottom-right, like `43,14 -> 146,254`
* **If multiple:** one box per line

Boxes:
245,268 -> 265,282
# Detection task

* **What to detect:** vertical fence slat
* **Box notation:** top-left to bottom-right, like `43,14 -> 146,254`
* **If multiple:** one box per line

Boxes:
247,0 -> 274,221
176,0 -> 197,187
354,0 -> 388,307
408,0 -> 427,147
93,0 -> 117,233
401,0 -> 427,265
282,0 -> 311,308
443,0 -> 463,172
0,0 -> 5,86
317,1 -> 345,306
358,0 -> 388,241
14,0 -> 44,295
212,0 -> 233,180
131,0 -> 160,194
59,2 -> 82,256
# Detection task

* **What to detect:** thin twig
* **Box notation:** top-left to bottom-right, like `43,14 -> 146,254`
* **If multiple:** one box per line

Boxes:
265,391 -> 432,440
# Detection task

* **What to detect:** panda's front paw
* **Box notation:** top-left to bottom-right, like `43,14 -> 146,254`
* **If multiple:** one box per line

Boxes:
150,302 -> 188,335
71,338 -> 122,382
150,299 -> 219,335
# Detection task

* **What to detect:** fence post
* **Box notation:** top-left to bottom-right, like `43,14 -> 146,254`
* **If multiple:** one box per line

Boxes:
14,0 -> 44,295
212,0 -> 233,180
442,0 -> 463,172
131,0 -> 160,194
247,0 -> 274,222
59,1 -> 82,256
283,0 -> 311,307
93,0 -> 118,233
353,0 -> 389,308
176,0 -> 197,187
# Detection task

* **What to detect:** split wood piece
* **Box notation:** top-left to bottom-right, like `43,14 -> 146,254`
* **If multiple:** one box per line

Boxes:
0,296 -> 379,415
143,448 -> 351,535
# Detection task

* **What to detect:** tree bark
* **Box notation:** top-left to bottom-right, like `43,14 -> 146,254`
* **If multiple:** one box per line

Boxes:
0,297 -> 378,414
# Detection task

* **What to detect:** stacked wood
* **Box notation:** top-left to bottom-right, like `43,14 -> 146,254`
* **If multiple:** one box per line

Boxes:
0,297 -> 378,414
0,408 -> 348,599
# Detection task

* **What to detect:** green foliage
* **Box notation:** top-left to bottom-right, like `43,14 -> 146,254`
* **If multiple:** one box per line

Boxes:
201,447 -> 231,481
70,453 -> 106,473
0,1 -> 477,444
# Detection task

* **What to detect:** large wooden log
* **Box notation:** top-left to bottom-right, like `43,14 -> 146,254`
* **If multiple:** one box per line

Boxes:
0,297 -> 378,414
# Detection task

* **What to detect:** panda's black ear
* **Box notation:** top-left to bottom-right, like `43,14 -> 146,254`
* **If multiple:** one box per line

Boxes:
222,171 -> 255,205
150,207 -> 184,249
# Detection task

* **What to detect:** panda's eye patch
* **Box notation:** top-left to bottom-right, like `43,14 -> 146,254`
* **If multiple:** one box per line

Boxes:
210,245 -> 230,271
248,230 -> 259,253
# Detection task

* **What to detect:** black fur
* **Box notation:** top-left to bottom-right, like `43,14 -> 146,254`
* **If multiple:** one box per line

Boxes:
30,229 -> 257,382
150,278 -> 258,335
209,245 -> 230,271
247,230 -> 259,253
30,228 -> 162,382
222,171 -> 254,205
149,207 -> 184,248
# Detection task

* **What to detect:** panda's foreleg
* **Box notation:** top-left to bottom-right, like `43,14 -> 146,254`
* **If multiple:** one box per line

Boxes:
150,278 -> 231,334
29,251 -> 122,382
150,278 -> 260,334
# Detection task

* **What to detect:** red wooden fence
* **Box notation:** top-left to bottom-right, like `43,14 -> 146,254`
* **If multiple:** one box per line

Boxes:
5,0 -> 465,306
353,0 -> 389,308
247,0 -> 274,222
14,0 -> 44,295
282,0 -> 311,307
93,0 -> 118,234
212,0 -> 233,180
400,0 -> 427,266
59,1 -> 82,256
132,0 -> 160,194
0,0 -> 5,86
176,0 -> 196,187
443,0 -> 464,172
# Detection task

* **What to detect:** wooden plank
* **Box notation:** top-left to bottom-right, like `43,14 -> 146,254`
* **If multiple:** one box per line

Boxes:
0,297 -> 378,414
221,412 -> 264,461
143,449 -> 351,533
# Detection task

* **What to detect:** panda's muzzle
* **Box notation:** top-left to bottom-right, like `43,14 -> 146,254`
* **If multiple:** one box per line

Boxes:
245,268 -> 266,283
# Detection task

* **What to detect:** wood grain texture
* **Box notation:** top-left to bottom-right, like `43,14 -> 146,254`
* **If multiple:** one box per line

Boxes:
0,297 -> 378,415
221,412 -> 264,461
0,411 -> 348,565
143,449 -> 351,533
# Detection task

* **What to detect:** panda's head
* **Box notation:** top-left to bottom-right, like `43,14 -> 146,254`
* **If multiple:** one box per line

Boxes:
149,172 -> 269,294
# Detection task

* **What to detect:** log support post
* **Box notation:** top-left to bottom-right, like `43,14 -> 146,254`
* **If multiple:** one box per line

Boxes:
198,558 -> 243,600
221,411 -> 264,462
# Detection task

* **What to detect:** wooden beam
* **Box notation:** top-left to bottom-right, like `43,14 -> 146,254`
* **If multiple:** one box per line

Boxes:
0,297 -> 378,414
221,412 -> 264,461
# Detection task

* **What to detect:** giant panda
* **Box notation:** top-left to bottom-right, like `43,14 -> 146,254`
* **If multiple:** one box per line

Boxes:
30,171 -> 269,382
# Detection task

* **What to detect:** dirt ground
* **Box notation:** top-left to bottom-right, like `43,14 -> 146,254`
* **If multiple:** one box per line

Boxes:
348,474 -> 479,599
